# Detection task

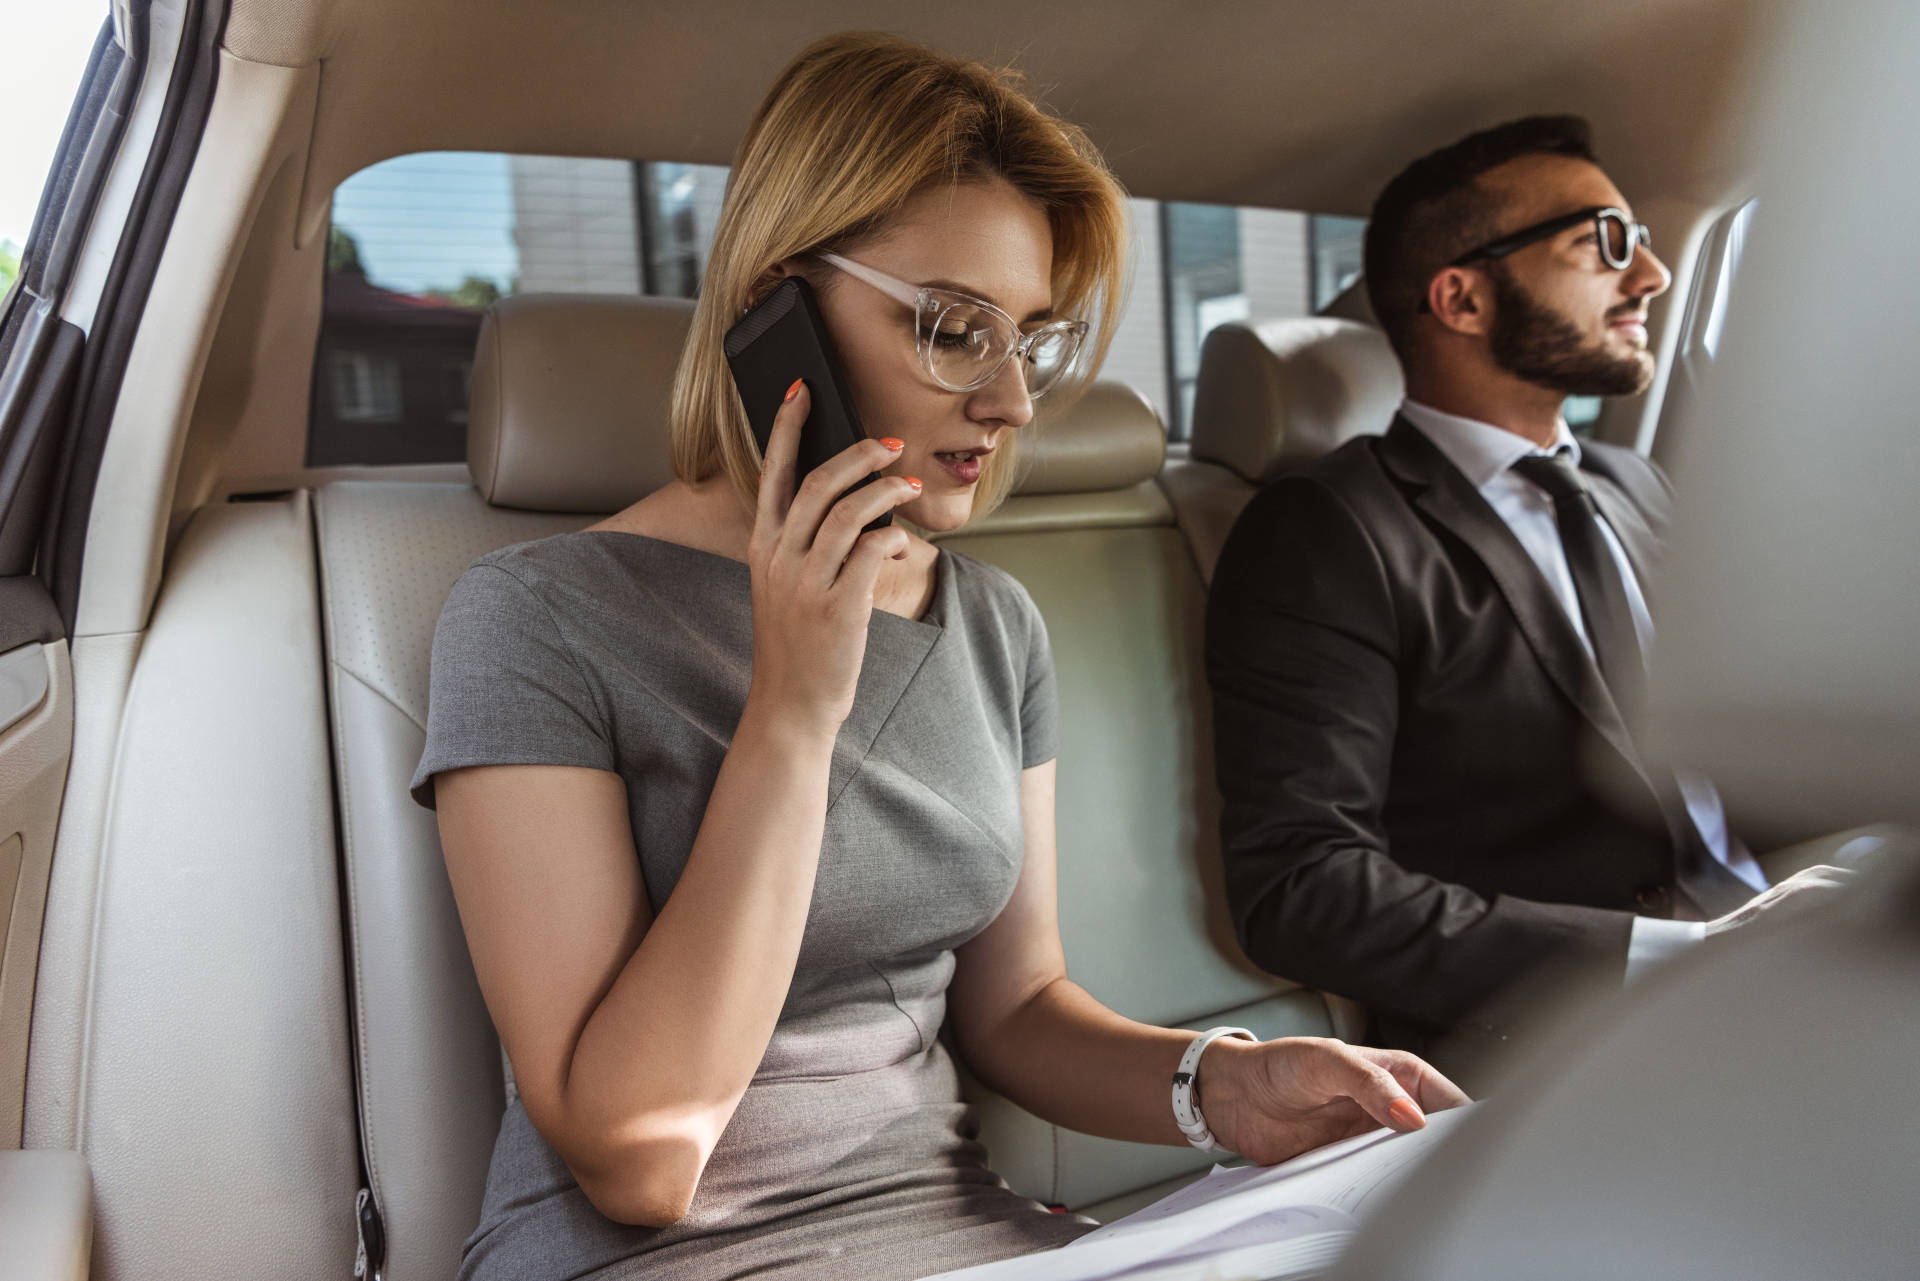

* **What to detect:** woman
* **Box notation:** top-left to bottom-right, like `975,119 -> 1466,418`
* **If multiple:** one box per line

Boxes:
411,31 -> 1464,1281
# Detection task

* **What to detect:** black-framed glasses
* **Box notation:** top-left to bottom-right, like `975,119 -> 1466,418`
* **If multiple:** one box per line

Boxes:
1451,205 -> 1653,271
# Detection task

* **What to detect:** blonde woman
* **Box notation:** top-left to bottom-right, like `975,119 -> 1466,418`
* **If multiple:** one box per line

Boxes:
411,32 -> 1465,1281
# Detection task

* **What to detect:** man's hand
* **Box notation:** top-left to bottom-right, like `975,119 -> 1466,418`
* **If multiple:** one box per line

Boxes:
1704,864 -> 1854,940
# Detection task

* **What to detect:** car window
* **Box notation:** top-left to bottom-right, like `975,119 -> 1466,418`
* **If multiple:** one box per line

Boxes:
313,152 -> 1381,464
1700,199 -> 1756,360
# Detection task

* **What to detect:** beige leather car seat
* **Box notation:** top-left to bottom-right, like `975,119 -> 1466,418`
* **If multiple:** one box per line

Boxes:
935,385 -> 1356,1220
311,293 -> 1373,1277
1161,316 -> 1404,584
312,294 -> 685,1281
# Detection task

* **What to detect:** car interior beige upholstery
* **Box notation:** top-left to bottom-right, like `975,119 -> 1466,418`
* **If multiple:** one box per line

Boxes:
1192,318 -> 1404,488
1014,383 -> 1167,495
466,294 -> 689,512
0,1149 -> 91,1281
303,291 -> 1364,1274
0,641 -> 72,1150
10,3 -> 1792,1276
26,493 -> 362,1279
1160,317 -> 1404,585
212,0 -> 1762,242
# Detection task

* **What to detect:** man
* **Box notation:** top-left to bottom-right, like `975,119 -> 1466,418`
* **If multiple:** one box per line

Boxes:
1205,116 -> 1842,1064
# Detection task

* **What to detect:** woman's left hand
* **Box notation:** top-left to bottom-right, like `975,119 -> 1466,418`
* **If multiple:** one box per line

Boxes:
1196,1036 -> 1470,1166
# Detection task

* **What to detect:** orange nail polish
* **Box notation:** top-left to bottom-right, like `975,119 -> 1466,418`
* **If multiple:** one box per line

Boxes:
1388,1098 -> 1425,1130
904,476 -> 923,491
784,379 -> 803,402
880,437 -> 905,450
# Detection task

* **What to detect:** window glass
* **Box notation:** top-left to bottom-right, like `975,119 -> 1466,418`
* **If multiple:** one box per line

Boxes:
1564,395 -> 1603,435
639,163 -> 727,296
1154,202 -> 1318,438
312,152 -> 1378,462
312,153 -> 726,466
1162,202 -> 1244,438
326,350 -> 402,423
1309,214 -> 1367,311
0,5 -> 104,294
1702,199 -> 1756,359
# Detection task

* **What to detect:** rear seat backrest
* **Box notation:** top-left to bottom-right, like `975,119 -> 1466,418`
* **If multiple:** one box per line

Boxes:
1161,316 -> 1404,583
313,295 -> 1368,1276
936,389 -> 1351,1219
314,294 -> 694,1281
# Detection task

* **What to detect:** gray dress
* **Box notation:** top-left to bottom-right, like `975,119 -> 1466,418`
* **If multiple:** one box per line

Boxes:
410,531 -> 1096,1281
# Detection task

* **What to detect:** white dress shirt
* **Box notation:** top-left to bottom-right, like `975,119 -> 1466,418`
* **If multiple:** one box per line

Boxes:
1397,399 -> 1766,981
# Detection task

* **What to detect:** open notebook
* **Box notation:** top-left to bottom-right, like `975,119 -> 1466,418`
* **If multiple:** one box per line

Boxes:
924,1104 -> 1475,1281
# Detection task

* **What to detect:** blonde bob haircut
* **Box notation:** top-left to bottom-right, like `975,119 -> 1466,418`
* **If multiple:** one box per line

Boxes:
668,31 -> 1129,522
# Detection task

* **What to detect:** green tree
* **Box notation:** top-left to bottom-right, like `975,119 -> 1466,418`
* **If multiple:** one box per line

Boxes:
0,239 -> 21,297
426,274 -> 503,309
327,225 -> 364,274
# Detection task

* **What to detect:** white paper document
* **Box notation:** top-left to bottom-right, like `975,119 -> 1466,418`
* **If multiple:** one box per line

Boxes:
921,1104 -> 1474,1281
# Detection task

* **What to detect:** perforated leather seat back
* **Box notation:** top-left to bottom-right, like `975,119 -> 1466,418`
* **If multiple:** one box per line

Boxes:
316,485 -> 593,1279
316,295 -> 696,1278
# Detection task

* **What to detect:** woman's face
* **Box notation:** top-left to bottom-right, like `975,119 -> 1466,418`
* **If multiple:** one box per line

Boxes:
804,177 -> 1055,532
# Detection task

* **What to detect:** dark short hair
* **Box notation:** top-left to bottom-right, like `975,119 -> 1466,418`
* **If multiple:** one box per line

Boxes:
1364,115 -> 1598,358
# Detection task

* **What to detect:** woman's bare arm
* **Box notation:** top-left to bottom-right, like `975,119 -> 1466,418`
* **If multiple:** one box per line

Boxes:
435,384 -> 916,1227
436,714 -> 835,1226
947,762 -> 1469,1164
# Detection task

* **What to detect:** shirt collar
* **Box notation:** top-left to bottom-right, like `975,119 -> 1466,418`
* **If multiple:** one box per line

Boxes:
1398,398 -> 1581,490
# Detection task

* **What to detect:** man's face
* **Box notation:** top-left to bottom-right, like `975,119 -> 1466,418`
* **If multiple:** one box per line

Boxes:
1471,155 -> 1673,396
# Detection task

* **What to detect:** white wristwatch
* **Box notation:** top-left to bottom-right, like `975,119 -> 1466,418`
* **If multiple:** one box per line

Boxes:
1171,1026 -> 1256,1152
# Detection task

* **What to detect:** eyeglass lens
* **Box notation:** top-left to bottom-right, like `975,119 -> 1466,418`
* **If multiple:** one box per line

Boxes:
1599,211 -> 1650,269
922,301 -> 1078,394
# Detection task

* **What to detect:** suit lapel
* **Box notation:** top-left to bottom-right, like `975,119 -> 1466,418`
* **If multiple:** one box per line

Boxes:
1380,418 -> 1649,782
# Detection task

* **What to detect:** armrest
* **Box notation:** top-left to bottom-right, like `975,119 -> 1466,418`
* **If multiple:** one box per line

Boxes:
0,1151 -> 92,1279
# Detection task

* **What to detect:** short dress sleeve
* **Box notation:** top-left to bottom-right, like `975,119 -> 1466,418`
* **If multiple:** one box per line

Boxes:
409,560 -> 616,809
1016,582 -> 1059,769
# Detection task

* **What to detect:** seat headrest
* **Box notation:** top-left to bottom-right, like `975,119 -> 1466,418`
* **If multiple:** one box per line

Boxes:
1189,317 -> 1404,485
1317,277 -> 1380,327
468,293 -> 695,513
1015,381 -> 1165,495
467,294 -> 1160,511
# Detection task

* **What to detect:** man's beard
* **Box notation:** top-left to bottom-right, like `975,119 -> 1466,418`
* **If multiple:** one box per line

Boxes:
1486,264 -> 1655,396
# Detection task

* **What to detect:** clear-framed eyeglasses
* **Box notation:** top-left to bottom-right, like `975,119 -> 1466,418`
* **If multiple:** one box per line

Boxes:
816,251 -> 1089,398
1451,204 -> 1653,272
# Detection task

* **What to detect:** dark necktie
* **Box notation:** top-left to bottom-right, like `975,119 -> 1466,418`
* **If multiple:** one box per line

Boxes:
1510,451 -> 1752,917
1510,452 -> 1646,717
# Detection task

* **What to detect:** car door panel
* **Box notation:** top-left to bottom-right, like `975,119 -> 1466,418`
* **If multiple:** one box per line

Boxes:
0,635 -> 74,1148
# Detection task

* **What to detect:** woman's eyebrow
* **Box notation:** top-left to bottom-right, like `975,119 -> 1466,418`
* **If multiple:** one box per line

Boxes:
924,277 -> 1054,324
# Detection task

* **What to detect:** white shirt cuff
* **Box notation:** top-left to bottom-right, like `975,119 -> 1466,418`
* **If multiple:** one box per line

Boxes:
1625,915 -> 1707,984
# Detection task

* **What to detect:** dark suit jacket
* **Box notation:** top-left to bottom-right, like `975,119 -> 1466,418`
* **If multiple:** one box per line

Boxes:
1205,416 -> 1723,1053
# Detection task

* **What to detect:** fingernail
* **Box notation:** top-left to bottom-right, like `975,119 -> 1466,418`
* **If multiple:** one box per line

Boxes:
904,476 -> 923,491
784,379 -> 803,402
1388,1098 -> 1425,1131
880,437 -> 905,451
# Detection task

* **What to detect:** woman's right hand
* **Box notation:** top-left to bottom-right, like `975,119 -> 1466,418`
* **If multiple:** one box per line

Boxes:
745,379 -> 919,737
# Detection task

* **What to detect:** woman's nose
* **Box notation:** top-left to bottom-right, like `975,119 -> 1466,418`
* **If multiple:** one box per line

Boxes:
969,355 -> 1036,429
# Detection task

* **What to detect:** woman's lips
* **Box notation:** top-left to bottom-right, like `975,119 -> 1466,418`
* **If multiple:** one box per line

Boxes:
934,451 -> 983,485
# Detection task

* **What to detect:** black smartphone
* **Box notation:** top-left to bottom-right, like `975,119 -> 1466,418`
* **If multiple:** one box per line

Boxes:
724,275 -> 890,530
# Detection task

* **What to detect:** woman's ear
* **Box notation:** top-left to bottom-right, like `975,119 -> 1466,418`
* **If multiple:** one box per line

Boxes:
743,259 -> 801,313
